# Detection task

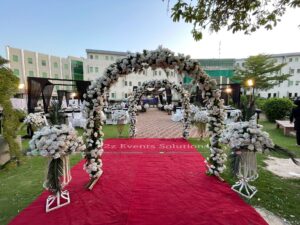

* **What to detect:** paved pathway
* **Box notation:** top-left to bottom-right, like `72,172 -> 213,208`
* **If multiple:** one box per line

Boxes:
136,108 -> 199,138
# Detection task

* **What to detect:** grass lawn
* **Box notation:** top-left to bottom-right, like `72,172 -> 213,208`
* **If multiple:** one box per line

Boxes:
0,124 -> 129,225
189,119 -> 300,225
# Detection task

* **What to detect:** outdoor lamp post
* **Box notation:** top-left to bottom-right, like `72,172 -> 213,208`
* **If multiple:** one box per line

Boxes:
225,87 -> 232,105
18,83 -> 25,99
18,83 -> 25,90
246,79 -> 255,104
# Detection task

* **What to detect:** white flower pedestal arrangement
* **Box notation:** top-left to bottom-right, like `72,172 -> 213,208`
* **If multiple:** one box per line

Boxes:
220,115 -> 274,199
114,111 -> 129,137
163,104 -> 173,115
24,112 -> 48,137
44,156 -> 71,212
231,150 -> 258,199
29,125 -> 85,212
190,104 -> 209,139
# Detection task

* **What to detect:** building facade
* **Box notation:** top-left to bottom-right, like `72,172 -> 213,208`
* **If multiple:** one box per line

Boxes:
183,58 -> 234,86
85,49 -> 183,101
235,53 -> 300,98
5,46 -> 85,94
5,46 -> 300,100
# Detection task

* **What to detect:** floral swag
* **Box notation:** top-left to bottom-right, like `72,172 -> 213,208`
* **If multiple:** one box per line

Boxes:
128,79 -> 191,138
83,46 -> 226,189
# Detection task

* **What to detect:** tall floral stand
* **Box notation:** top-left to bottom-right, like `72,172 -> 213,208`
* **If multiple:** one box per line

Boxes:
45,156 -> 72,212
231,150 -> 258,199
195,122 -> 206,139
117,119 -> 126,137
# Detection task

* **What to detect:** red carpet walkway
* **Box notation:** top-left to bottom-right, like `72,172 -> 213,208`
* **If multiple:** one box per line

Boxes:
10,139 -> 267,225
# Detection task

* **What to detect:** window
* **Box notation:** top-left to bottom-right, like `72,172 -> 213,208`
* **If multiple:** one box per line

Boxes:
289,58 -> 293,62
95,55 -> 99,59
54,74 -> 59,79
296,57 -> 299,62
159,71 -> 161,76
289,93 -> 292,98
29,70 -> 34,76
54,62 -> 58,68
105,56 -> 109,60
111,92 -> 115,98
138,81 -> 141,86
124,81 -> 128,86
41,60 -> 46,66
110,56 -> 114,60
124,93 -> 128,98
95,67 -> 99,73
288,80 -> 294,86
42,72 -> 47,78
295,93 -> 298,97
129,81 -> 132,86
267,93 -> 271,98
12,55 -> 18,62
13,69 -> 20,76
297,69 -> 300,73
153,71 -> 157,76
89,55 -> 93,59
273,93 -> 276,97
28,57 -> 33,64
64,64 -> 68,69
290,69 -> 295,74
296,81 -> 300,86
89,67 -> 93,73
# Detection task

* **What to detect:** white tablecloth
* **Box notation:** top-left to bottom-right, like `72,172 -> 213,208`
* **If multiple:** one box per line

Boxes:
67,112 -> 87,128
171,108 -> 183,122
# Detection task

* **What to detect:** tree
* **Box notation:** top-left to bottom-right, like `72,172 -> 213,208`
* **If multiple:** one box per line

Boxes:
0,56 -> 21,162
168,0 -> 300,40
232,54 -> 291,90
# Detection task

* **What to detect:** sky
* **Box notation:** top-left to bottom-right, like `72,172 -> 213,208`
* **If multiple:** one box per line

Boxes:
1,0 -> 300,59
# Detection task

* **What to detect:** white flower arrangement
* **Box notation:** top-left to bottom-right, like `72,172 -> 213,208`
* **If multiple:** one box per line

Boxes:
220,117 -> 274,152
143,103 -> 149,109
157,103 -> 163,108
29,125 -> 86,158
163,104 -> 173,111
193,110 -> 209,123
83,46 -> 225,187
113,110 -> 129,122
24,113 -> 46,128
190,104 -> 199,114
136,105 -> 142,111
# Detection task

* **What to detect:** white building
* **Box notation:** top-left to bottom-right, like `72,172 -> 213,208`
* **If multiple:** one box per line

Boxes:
5,46 -> 85,94
85,49 -> 183,101
235,53 -> 300,98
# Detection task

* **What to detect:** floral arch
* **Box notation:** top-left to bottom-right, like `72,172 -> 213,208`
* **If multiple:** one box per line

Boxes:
128,79 -> 191,138
83,47 -> 226,189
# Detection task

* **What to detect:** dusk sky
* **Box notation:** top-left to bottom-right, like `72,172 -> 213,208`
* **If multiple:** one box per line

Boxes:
1,0 -> 300,59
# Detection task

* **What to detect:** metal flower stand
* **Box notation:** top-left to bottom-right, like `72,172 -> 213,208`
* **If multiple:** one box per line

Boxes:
117,119 -> 126,137
231,150 -> 258,199
45,156 -> 72,212
195,122 -> 206,139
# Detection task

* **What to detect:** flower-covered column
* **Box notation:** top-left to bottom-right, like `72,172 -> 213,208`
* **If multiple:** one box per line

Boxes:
206,89 -> 227,177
